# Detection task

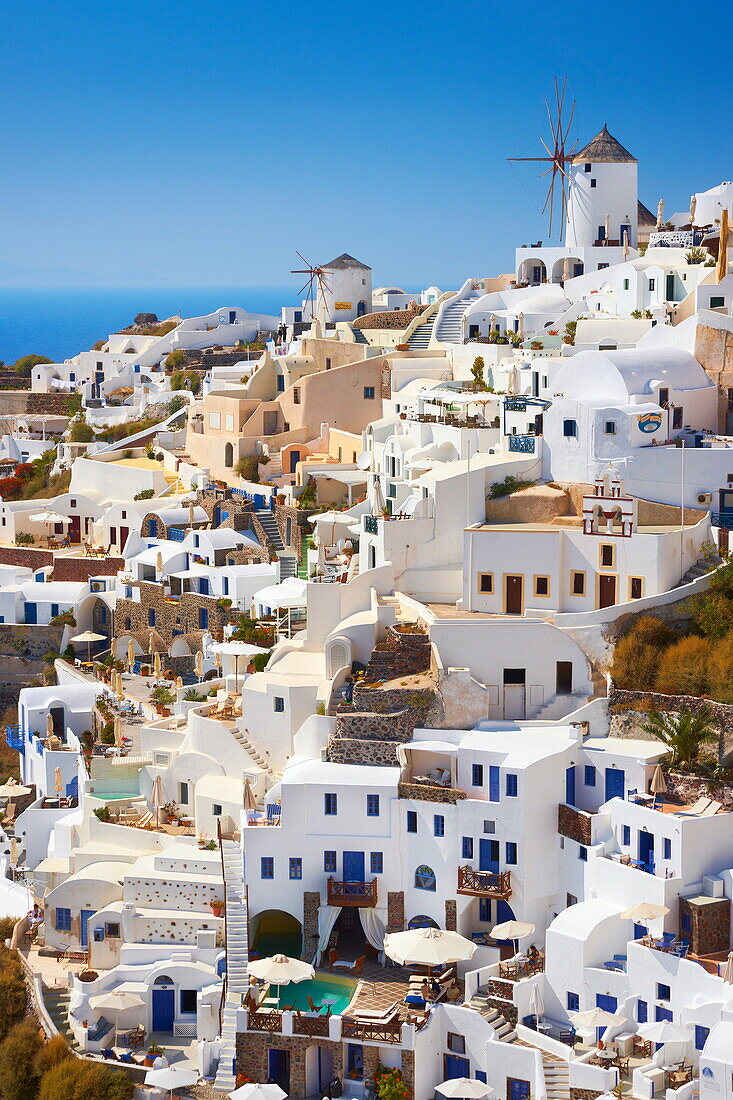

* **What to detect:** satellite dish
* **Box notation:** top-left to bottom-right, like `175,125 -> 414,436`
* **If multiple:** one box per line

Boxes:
356,451 -> 372,471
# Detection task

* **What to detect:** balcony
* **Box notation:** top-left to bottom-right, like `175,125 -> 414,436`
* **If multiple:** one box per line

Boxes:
508,435 -> 535,454
363,515 -> 379,534
457,866 -> 512,899
326,877 -> 378,908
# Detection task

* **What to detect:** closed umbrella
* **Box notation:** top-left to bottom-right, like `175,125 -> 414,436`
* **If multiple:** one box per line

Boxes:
113,717 -> 123,746
145,1066 -> 199,1100
150,774 -> 165,827
53,767 -> 63,803
127,639 -> 136,671
9,837 -> 18,867
71,630 -> 106,663
436,1080 -> 493,1099
45,714 -> 54,738
156,551 -> 164,574
175,675 -> 184,688
228,1086 -> 286,1100
248,953 -> 314,1003
195,650 -> 204,679
650,764 -> 667,806
383,927 -> 476,969
153,651 -> 162,678
89,989 -> 145,1045
189,501 -> 196,526
528,981 -> 544,1023
243,777 -> 257,813
722,951 -> 733,984
372,475 -> 386,516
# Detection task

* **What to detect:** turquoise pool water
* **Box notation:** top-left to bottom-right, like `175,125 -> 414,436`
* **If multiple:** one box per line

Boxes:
268,976 -> 356,1015
98,791 -> 139,802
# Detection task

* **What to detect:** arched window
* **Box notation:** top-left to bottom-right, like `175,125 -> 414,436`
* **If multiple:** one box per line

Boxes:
408,914 -> 439,930
224,442 -> 234,468
326,640 -> 350,679
414,865 -> 436,891
153,974 -> 174,985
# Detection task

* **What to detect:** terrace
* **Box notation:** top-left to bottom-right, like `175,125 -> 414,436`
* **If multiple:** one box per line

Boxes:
457,866 -> 512,899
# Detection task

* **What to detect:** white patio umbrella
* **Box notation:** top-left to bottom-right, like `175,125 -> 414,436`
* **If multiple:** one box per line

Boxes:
372,475 -> 386,515
490,921 -> 536,952
89,988 -> 145,1045
243,777 -> 258,813
0,779 -> 31,798
570,1007 -> 627,1034
722,951 -> 733,984
28,511 -> 70,526
619,902 -> 669,926
71,630 -> 107,663
150,774 -> 165,827
213,641 -> 267,682
145,1066 -> 199,1099
638,1020 -> 692,1045
436,1079 -> 494,1099
247,953 -> 314,1002
383,927 -> 476,969
228,1085 -> 287,1100
528,981 -> 544,1022
310,510 -> 354,547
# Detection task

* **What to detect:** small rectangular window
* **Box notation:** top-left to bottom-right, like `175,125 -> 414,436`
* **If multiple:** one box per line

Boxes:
293,387 -> 301,404
363,386 -> 375,400
447,1032 -> 465,1054
434,814 -> 445,837
695,1024 -> 710,1051
584,765 -> 596,787
407,810 -> 417,833
649,278 -> 656,291
261,857 -> 274,879
663,837 -> 672,860
630,577 -> 643,599
623,279 -> 630,290
148,608 -> 156,627
600,544 -> 614,567
604,421 -> 616,434
462,836 -> 474,859
710,296 -> 725,309
506,773 -> 518,797
672,407 -> 683,430
571,571 -> 586,595
478,572 -> 493,594
366,794 -> 380,817
622,825 -> 631,845
578,845 -> 587,862
324,850 -> 337,872
590,178 -> 597,188
657,983 -> 671,1001
479,897 -> 491,922
289,857 -> 302,879
534,576 -> 549,597
506,841 -> 517,865
567,991 -> 579,1011
370,851 -> 383,874
584,163 -> 591,172
563,419 -> 577,438
472,763 -> 484,787
179,781 -> 189,805
212,803 -> 222,816
488,765 -> 500,802
273,696 -> 284,713
324,793 -> 337,815
55,908 -> 71,931
105,922 -> 121,938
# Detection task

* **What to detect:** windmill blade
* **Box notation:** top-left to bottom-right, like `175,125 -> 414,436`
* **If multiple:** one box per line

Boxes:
540,136 -> 554,159
295,250 -> 312,268
297,277 -> 312,298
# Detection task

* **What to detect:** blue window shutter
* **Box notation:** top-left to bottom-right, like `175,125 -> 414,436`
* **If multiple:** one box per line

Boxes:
637,999 -> 647,1023
695,1025 -> 709,1051
472,763 -> 483,787
622,825 -> 631,845
462,837 -> 473,859
488,766 -> 500,802
506,842 -> 517,865
567,992 -> 579,1012
584,765 -> 596,787
370,852 -> 383,874
506,773 -> 518,797
406,810 -> 417,833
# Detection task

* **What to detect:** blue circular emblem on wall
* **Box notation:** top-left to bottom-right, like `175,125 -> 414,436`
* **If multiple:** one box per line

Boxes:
638,412 -> 663,434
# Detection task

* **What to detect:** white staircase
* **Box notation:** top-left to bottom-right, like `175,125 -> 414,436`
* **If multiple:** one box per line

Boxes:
214,839 -> 249,1092
542,1055 -> 570,1099
434,288 -> 480,343
531,692 -> 590,723
231,725 -> 278,778
407,317 -> 435,348
675,553 -> 722,587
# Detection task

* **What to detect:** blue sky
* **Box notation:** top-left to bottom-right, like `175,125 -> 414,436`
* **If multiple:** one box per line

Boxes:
3,0 -> 732,291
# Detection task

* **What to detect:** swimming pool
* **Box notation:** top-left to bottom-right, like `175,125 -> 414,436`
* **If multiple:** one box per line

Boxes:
268,974 -> 356,1015
97,791 -> 139,802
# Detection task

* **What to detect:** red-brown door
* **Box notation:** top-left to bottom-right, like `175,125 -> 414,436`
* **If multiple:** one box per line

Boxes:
599,575 -> 617,609
505,576 -> 523,614
69,516 -> 81,543
119,527 -> 129,551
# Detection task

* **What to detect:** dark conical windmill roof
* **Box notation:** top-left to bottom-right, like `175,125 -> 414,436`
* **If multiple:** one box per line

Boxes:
572,125 -> 636,165
322,253 -> 371,271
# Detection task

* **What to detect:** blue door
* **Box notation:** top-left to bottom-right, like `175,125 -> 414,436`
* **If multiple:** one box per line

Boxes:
65,775 -> 78,800
479,839 -> 500,874
24,603 -> 37,625
80,909 -> 94,948
565,765 -> 576,806
268,1049 -> 290,1091
444,1056 -> 470,1080
343,851 -> 365,882
508,1080 -> 531,1100
638,831 -> 655,872
149,518 -> 157,537
605,768 -> 625,801
152,988 -> 175,1031
596,993 -> 618,1041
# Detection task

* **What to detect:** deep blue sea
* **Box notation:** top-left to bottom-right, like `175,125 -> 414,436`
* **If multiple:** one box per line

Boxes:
0,286 -> 292,365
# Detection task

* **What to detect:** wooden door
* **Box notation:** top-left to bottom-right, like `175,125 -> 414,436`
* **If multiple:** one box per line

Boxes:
505,575 -> 523,614
598,574 -> 617,608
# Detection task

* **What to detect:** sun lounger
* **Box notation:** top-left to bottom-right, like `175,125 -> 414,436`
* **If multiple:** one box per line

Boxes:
132,811 -> 154,829
332,954 -> 365,974
353,1001 -> 400,1023
701,800 -> 722,816
676,797 -> 711,816
1,802 -> 16,826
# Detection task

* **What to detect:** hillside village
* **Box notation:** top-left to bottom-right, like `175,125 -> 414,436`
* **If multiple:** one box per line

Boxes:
2,121 -> 733,1100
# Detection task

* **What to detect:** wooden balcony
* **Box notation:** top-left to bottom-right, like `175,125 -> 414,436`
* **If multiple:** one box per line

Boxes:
326,877 -> 378,908
342,1017 -> 403,1043
457,866 -> 512,899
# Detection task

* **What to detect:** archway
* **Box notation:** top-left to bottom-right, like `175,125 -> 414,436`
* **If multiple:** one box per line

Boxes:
407,914 -> 439,929
357,300 -> 367,317
250,909 -> 302,958
551,256 -> 584,284
224,442 -> 234,468
519,258 -> 547,286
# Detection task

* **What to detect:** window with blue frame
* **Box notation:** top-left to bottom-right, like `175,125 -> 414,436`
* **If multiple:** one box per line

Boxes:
324,793 -> 337,815
488,765 -> 500,802
656,1006 -> 673,1022
663,837 -> 672,859
55,908 -> 71,931
273,697 -> 284,712
584,765 -> 596,786
148,608 -> 156,627
506,842 -> 518,865
462,837 -> 474,859
637,999 -> 648,1023
681,912 -> 692,934
657,983 -> 671,1001
506,773 -> 518,797
50,603 -> 59,618
289,858 -> 302,879
200,578 -> 210,595
370,852 -> 383,874
407,810 -> 417,833
324,851 -> 337,872
260,857 -> 274,879
478,898 -> 491,922
695,1025 -> 710,1051
567,992 -> 579,1012
414,865 -> 436,890
199,607 -> 209,629
434,814 -> 445,837
99,605 -> 107,623
475,1073 -> 487,1085
622,825 -> 631,845
472,763 -> 484,787
578,845 -> 587,861
222,576 -> 229,595
366,794 -> 380,817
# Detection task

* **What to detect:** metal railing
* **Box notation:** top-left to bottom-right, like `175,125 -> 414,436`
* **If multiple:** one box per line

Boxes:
508,435 -> 535,454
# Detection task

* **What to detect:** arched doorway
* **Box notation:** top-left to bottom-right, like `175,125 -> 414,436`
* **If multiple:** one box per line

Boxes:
250,910 -> 302,958
357,300 -> 367,317
152,974 -> 175,1032
224,442 -> 234,468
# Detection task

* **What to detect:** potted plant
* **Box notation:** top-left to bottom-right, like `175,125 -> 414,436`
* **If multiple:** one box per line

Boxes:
144,1043 -> 164,1067
210,899 -> 224,917
140,665 -> 150,677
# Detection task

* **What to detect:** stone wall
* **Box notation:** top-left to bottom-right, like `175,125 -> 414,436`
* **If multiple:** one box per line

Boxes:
334,707 -> 416,742
558,803 -> 593,846
386,891 -> 405,934
694,321 -> 733,432
53,556 -> 123,581
365,626 -> 431,682
0,547 -> 53,570
327,735 -> 403,766
302,891 -> 320,963
679,895 -> 731,955
114,581 -> 230,647
398,782 -> 466,805
570,1090 -> 603,1100
610,688 -> 733,761
236,1031 -> 343,1098
26,393 -> 77,415
274,502 -> 312,559
445,900 -> 457,931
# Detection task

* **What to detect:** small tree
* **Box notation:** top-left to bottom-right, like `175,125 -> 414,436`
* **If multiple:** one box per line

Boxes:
69,420 -> 94,444
470,356 -> 485,388
0,1020 -> 44,1100
13,354 -> 52,378
0,952 -> 28,1041
610,616 -> 676,691
640,707 -> 718,772
39,1059 -> 134,1100
164,349 -> 186,369
654,635 -> 711,697
688,560 -> 733,641
33,1035 -> 72,1080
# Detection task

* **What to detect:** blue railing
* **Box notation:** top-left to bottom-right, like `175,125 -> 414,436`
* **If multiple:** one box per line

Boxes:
712,511 -> 733,529
508,435 -> 535,454
168,526 -> 186,541
5,724 -> 23,752
504,397 -> 528,412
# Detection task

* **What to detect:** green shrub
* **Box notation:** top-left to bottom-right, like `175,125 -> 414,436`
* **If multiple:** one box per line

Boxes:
0,949 -> 28,1041
488,475 -> 536,499
165,350 -> 186,369
38,1058 -> 134,1100
0,1019 -> 44,1100
13,355 -> 52,378
93,806 -> 111,822
170,369 -> 201,395
33,1035 -> 72,1079
69,420 -> 94,443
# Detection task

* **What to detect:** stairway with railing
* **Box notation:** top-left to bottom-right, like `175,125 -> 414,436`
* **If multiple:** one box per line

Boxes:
433,286 -> 481,343
214,837 -> 249,1092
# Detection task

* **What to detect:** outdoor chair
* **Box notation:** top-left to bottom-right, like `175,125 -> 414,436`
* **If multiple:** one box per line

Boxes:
677,797 -> 711,816
701,800 -> 722,816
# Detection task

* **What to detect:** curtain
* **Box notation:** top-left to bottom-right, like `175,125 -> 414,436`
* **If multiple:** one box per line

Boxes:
359,906 -> 387,954
313,905 -> 341,966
